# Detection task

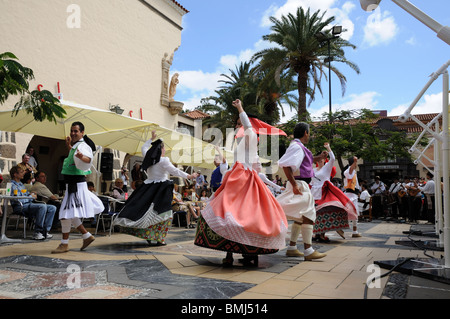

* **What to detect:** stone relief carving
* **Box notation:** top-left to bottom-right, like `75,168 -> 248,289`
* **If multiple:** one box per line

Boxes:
169,73 -> 179,102
161,48 -> 184,114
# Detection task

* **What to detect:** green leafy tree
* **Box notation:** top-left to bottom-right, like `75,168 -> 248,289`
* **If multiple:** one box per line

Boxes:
0,52 -> 66,123
252,7 -> 360,121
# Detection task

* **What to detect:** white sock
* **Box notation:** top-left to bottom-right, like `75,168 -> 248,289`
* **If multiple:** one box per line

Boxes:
61,239 -> 69,244
287,245 -> 297,250
82,232 -> 92,240
304,247 -> 314,256
352,220 -> 359,233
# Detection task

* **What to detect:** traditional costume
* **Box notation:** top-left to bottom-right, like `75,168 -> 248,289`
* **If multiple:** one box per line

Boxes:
343,161 -> 363,237
343,166 -> 360,214
277,139 -> 316,223
194,110 -> 288,265
59,138 -> 104,221
310,149 -> 358,240
52,135 -> 104,254
277,136 -> 327,260
114,138 -> 189,244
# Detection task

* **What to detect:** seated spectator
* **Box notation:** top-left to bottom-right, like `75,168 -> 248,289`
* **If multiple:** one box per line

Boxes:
111,178 -> 126,200
198,189 -> 209,210
9,166 -> 56,240
31,171 -> 62,203
172,184 -> 199,229
111,178 -> 126,212
31,171 -> 62,229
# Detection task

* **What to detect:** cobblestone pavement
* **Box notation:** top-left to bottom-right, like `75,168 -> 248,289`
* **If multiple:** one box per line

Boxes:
0,219 -> 449,304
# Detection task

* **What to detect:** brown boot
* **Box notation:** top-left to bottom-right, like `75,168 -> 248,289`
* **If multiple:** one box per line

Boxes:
51,244 -> 69,254
80,235 -> 95,251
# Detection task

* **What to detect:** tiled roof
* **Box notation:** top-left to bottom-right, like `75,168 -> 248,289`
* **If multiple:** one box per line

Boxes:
171,0 -> 189,13
181,110 -> 210,119
377,113 -> 441,133
312,113 -> 442,134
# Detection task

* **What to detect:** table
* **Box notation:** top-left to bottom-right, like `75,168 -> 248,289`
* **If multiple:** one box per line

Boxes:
0,195 -> 33,244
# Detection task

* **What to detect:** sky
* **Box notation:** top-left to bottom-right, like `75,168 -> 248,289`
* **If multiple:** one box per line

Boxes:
171,0 -> 450,123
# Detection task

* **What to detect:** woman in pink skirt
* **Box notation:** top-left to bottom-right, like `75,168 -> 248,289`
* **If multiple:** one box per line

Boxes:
194,100 -> 288,267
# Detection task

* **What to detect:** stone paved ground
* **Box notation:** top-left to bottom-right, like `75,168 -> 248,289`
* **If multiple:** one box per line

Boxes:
0,219 -> 449,309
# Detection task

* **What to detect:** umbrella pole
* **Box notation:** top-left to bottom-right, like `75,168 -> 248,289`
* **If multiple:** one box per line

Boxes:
95,146 -> 103,194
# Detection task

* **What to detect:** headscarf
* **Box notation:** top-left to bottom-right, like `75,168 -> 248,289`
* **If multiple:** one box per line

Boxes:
142,139 -> 163,171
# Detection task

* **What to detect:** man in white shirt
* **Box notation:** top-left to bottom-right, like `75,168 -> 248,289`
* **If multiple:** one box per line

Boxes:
277,122 -> 328,261
370,176 -> 385,218
419,172 -> 435,223
358,184 -> 371,214
388,177 -> 403,219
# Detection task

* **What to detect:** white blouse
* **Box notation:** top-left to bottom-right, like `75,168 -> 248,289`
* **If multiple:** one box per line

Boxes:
141,139 -> 189,183
234,112 -> 260,171
310,150 -> 335,200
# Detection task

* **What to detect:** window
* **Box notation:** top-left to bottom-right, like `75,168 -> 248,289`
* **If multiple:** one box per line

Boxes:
177,123 -> 194,136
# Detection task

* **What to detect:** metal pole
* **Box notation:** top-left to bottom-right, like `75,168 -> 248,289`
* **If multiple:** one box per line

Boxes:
328,39 -> 332,120
391,0 -> 450,45
442,70 -> 450,268
434,119 -> 443,243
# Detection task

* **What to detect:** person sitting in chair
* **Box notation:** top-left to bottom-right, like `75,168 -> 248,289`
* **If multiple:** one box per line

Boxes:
9,166 -> 56,240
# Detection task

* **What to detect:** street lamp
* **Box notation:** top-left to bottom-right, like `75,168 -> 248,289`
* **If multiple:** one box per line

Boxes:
109,103 -> 125,115
316,26 -> 343,122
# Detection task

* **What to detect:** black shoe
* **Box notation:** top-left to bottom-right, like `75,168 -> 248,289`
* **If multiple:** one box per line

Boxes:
239,254 -> 258,267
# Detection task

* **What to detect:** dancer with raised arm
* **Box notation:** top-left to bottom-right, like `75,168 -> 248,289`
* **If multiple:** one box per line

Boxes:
310,143 -> 358,242
194,99 -> 288,267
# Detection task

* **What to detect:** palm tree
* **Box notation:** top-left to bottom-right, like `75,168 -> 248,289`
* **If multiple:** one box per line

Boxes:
254,66 -> 299,124
252,7 -> 360,121
198,61 -> 298,135
0,51 -> 65,123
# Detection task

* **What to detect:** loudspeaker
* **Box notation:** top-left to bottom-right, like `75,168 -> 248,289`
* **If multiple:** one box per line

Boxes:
100,153 -> 113,174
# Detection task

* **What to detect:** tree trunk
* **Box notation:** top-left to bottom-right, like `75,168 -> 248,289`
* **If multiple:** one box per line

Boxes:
296,66 -> 309,122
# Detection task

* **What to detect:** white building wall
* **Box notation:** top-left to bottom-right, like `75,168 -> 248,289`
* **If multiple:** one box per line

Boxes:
0,0 -> 185,127
0,0 -> 187,190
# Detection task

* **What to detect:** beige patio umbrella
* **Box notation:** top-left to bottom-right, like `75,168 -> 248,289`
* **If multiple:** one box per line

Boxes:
0,100 -> 151,140
89,124 -> 234,169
